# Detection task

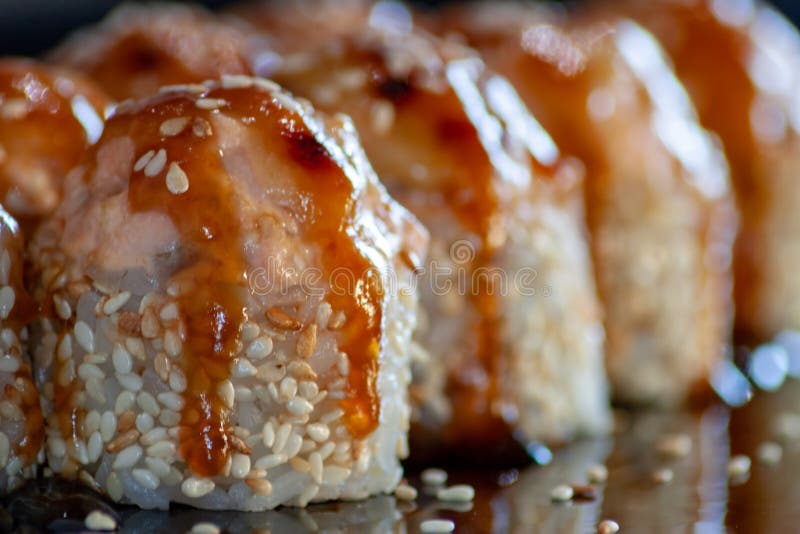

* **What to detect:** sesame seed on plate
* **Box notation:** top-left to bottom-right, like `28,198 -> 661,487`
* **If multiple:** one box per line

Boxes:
189,523 -> 221,534
587,463 -> 609,483
395,482 -> 417,501
421,467 -> 448,485
757,441 -> 783,465
728,455 -> 752,477
550,484 -> 574,502
84,510 -> 116,531
598,519 -> 620,534
420,519 -> 455,533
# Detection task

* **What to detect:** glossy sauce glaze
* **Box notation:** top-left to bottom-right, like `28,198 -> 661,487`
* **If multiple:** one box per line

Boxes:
68,82 -> 385,475
266,22 -> 565,452
0,59 -> 107,230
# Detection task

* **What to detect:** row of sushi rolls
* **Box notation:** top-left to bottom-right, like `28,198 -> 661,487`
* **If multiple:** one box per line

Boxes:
0,0 -> 798,514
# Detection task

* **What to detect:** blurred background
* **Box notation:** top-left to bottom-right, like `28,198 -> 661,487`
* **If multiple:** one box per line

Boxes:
1,0 -> 799,56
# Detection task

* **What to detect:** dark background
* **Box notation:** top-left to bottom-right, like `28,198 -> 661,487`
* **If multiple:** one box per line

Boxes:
1,0 -> 799,56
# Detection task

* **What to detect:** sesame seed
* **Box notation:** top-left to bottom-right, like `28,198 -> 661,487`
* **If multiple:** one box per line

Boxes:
652,468 -> 674,484
551,484 -> 574,502
158,409 -> 180,427
137,392 -> 160,416
140,427 -> 168,446
154,353 -> 170,381
288,361 -> 317,380
159,117 -> 190,137
84,510 -> 116,531
231,453 -> 251,479
266,307 -> 302,330
165,162 -> 189,194
280,377 -> 298,400
320,408 -> 344,424
246,336 -> 273,360
598,519 -> 620,534
159,83 -> 207,94
146,440 -> 176,459
323,466 -> 351,485
112,444 -> 143,470
255,453 -> 287,470
296,324 -> 317,359
370,99 -> 395,135
221,74 -> 254,89
105,472 -> 124,502
144,149 -> 167,177
437,484 -> 475,502
181,477 -> 215,498
757,441 -> 783,465
100,411 -> 117,443
0,286 -> 15,319
274,423 -> 292,453
232,358 -> 257,378
111,344 -> 133,374
245,477 -> 273,496
78,362 -> 105,381
157,391 -> 184,411
571,483 -> 598,501
284,433 -> 303,458
728,455 -> 751,477
168,369 -> 187,392
218,379 -> 235,408
0,355 -> 19,373
135,412 -> 154,434
420,519 -> 455,533
144,457 -> 170,478
775,411 -> 800,440
74,321 -> 94,353
306,423 -> 330,442
87,432 -> 103,463
421,467 -> 448,485
159,303 -> 179,321
0,432 -> 8,467
190,523 -> 221,534
114,391 -> 135,414
587,464 -> 608,483
192,117 -> 212,137
257,361 -> 286,383
262,421 -> 275,448
132,468 -> 160,490
290,456 -> 311,473
195,98 -> 228,110
395,482 -> 417,500
657,433 -> 692,458
103,291 -> 131,315
54,295 -> 72,320
164,330 -> 182,357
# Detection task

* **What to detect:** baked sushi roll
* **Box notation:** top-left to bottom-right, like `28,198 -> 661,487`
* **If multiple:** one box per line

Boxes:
0,59 -> 107,230
28,77 -> 426,510
49,4 -> 259,101
0,205 -> 43,494
615,0 -> 800,341
250,17 -> 610,452
436,5 -> 737,405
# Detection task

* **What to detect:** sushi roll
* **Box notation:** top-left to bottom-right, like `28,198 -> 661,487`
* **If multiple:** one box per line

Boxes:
615,0 -> 800,341
0,59 -> 107,230
250,13 -> 610,453
435,5 -> 738,405
28,76 -> 426,510
49,4 -> 260,101
0,205 -> 43,494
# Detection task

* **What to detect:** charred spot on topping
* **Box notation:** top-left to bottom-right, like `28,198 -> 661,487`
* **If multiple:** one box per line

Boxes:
374,75 -> 414,104
280,118 -> 336,170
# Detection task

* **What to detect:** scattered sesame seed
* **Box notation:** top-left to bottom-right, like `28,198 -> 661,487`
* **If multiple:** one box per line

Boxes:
437,484 -> 475,502
195,97 -> 228,110
84,510 -> 116,531
296,324 -> 317,359
652,468 -> 674,484
221,74 -> 254,89
598,519 -> 620,534
266,307 -> 302,330
189,523 -> 221,534
395,482 -> 417,501
421,467 -> 448,485
657,433 -> 692,458
728,455 -> 752,477
757,441 -> 783,465
587,464 -> 609,484
245,477 -> 273,496
420,519 -> 455,533
159,117 -> 190,137
144,148 -> 167,177
165,162 -> 189,194
550,484 -> 574,502
181,477 -> 215,498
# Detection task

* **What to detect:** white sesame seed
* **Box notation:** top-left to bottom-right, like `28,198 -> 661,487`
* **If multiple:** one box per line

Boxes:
168,368 -> 187,393
436,484 -> 475,502
78,362 -> 105,381
5,455 -> 23,475
106,472 -> 124,502
190,523 -> 221,534
74,321 -> 94,353
309,451 -> 323,484
245,477 -> 273,496
587,464 -> 609,484
290,457 -> 311,473
135,412 -> 154,434
137,392 -> 160,416
159,303 -> 179,321
158,410 -> 180,427
103,291 -> 130,315
111,344 -> 133,374
195,98 -> 228,110
320,409 -> 344,424
154,353 -> 170,381
420,519 -> 455,533
370,99 -> 395,135
144,457 -> 170,478
257,361 -> 285,383
231,453 -> 251,479
0,286 -> 15,320
551,484 -> 574,502
144,148 -> 167,177
0,355 -> 19,373
297,483 -> 319,507
598,519 -> 620,534
85,510 -> 116,531
112,444 -> 143,470
54,295 -> 72,320
146,440 -> 176,459
421,468 -> 448,486
395,483 -> 417,500
87,431 -> 103,463
322,466 -> 351,485
181,477 -> 215,498
140,427 -> 168,447
287,397 -> 314,415
232,358 -> 257,378
164,330 -> 181,357
159,83 -> 207,94
134,150 -> 155,172
757,441 -> 783,465
221,75 -> 254,89
218,379 -> 235,408
157,392 -> 184,411
306,423 -> 330,442
165,162 -> 189,195
318,442 -> 335,460
255,453 -> 287,470
262,421 -> 275,448
159,117 -> 190,137
728,455 -> 751,477
652,468 -> 674,484
247,336 -> 274,360
284,433 -> 303,459
100,411 -> 117,443
235,386 -> 254,402
273,423 -> 291,453
132,467 -> 160,490
115,391 -> 135,414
